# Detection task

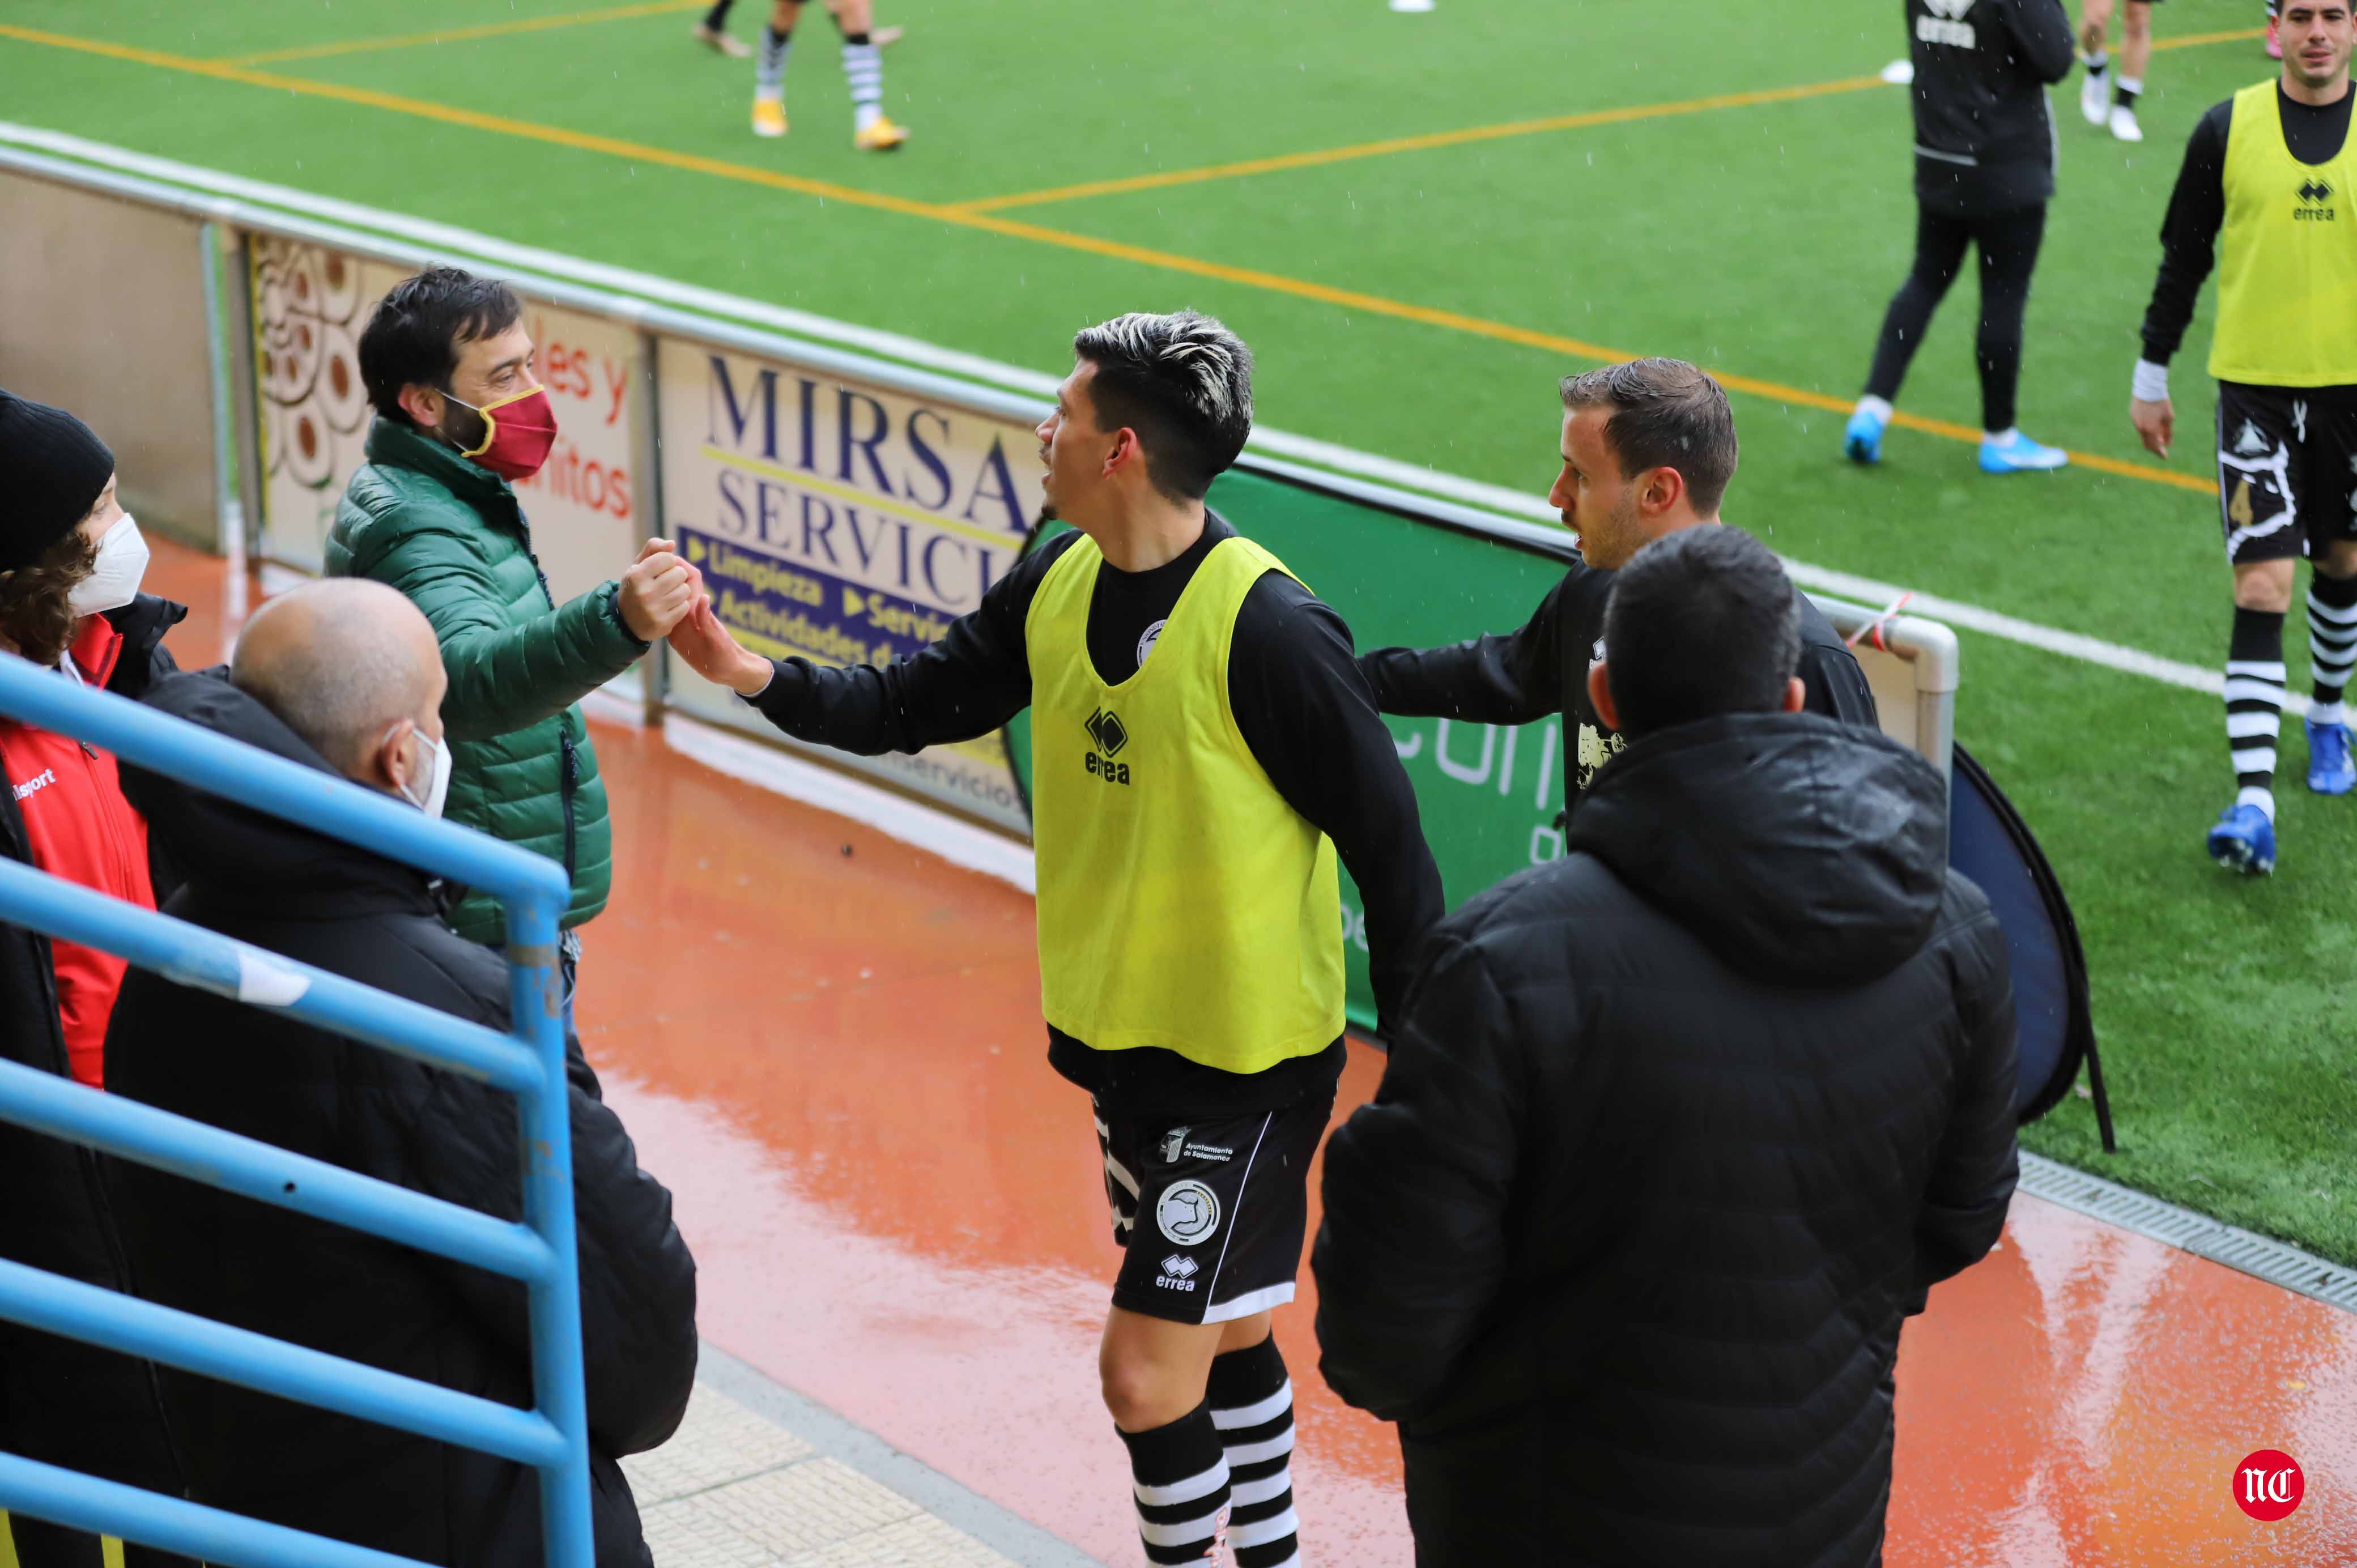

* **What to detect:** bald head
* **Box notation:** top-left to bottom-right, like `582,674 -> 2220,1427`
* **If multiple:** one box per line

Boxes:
233,580 -> 446,787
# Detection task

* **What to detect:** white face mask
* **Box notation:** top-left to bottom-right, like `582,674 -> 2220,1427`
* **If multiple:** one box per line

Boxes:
397,723 -> 452,820
67,515 -> 150,618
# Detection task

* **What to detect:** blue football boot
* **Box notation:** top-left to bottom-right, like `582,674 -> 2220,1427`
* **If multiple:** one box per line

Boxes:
1979,429 -> 2070,474
2206,803 -> 2277,875
1843,404 -> 1887,466
2307,714 -> 2356,795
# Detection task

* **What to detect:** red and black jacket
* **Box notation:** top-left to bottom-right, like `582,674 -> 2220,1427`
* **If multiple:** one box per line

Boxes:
0,593 -> 194,1501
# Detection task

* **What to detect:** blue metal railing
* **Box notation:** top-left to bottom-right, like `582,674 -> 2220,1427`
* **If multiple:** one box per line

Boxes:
0,653 -> 592,1568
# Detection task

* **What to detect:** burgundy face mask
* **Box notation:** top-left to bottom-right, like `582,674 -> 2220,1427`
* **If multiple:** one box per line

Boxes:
449,385 -> 559,482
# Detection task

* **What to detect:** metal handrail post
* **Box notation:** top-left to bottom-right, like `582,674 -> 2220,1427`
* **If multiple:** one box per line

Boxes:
509,891 -> 595,1566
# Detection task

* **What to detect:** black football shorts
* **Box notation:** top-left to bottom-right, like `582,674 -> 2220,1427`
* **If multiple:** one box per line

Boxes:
1094,1092 -> 1334,1326
2214,381 -> 2357,566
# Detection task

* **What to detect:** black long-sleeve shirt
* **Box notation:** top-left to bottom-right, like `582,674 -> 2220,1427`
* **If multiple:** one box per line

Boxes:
1905,0 -> 2075,215
745,511 -> 1445,1117
1359,553 -> 1879,815
2142,87 -> 2356,365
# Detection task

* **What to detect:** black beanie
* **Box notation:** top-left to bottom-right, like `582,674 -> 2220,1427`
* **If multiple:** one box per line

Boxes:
0,389 -> 116,574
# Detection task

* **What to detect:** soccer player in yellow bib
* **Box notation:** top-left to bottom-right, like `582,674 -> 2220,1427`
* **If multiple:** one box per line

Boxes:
2131,0 -> 2357,875
668,310 -> 1443,1567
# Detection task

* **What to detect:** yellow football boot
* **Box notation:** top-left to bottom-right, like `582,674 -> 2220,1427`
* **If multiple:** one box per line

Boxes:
853,115 -> 909,151
752,96 -> 788,138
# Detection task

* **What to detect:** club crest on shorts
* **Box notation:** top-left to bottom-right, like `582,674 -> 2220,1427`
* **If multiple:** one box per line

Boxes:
1156,1179 -> 1220,1244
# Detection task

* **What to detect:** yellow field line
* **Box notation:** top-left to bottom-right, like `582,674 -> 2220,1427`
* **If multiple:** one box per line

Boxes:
0,22 -> 2216,495
960,26 -> 2270,215
954,76 -> 1891,215
218,0 -> 706,67
2151,26 -> 2270,50
959,27 -> 2269,215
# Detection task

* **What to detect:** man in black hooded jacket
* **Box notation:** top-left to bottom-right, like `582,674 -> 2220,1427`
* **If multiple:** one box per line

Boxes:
1313,528 -> 2019,1568
103,579 -> 697,1567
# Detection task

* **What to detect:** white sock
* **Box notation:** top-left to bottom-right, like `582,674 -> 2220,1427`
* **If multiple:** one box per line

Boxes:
2239,785 -> 2279,821
1854,395 -> 1894,424
843,40 -> 883,131
2310,701 -> 2349,728
1985,427 -> 2020,444
2083,49 -> 2109,73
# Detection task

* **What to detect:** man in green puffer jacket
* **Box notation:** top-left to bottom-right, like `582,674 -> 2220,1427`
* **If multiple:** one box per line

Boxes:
329,267 -> 699,1024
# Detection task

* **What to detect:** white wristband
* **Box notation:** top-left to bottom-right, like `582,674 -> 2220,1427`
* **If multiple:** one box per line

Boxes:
2132,359 -> 2171,404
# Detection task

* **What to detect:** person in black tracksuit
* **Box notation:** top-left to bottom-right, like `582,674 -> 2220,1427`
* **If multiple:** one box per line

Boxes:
1360,359 -> 1878,826
1315,528 -> 2020,1568
103,583 -> 697,1567
1845,0 -> 2078,473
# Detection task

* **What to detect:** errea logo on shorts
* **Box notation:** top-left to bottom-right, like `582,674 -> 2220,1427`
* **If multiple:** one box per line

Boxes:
1156,1254 -> 1200,1292
1916,0 -> 1977,47
12,769 -> 58,803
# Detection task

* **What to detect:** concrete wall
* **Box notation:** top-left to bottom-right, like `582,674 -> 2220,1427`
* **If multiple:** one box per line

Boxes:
0,172 -> 223,552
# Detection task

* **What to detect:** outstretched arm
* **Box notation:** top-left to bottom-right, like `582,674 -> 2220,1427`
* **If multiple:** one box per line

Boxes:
1355,576 -> 1567,726
375,532 -> 688,742
669,532 -> 1075,755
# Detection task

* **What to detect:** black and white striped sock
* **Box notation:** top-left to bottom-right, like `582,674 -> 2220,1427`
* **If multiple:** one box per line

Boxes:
840,35 -> 884,131
1209,1336 -> 1300,1568
1120,1403 -> 1229,1565
755,24 -> 791,96
2228,606 -> 2288,820
2306,572 -> 2357,723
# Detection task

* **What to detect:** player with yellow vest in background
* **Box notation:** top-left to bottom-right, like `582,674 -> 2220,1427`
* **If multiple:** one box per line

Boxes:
2132,0 -> 2357,875
667,309 -> 1444,1568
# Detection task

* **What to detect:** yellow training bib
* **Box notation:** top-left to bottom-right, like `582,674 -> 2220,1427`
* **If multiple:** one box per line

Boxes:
2210,80 -> 2357,388
1026,533 -> 1346,1075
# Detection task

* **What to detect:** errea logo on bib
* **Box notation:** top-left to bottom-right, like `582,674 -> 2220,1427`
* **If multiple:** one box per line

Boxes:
1083,708 -> 1133,786
1916,0 -> 1977,46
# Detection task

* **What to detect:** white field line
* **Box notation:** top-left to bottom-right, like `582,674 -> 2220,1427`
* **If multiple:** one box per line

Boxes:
1,123 -> 2255,712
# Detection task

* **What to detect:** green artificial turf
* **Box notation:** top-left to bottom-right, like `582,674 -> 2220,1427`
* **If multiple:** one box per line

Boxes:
3,0 -> 2349,1261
